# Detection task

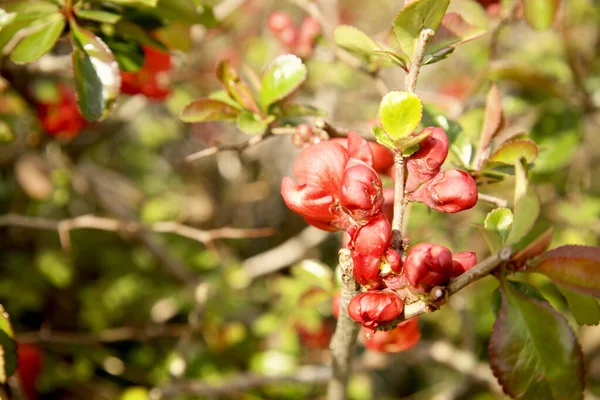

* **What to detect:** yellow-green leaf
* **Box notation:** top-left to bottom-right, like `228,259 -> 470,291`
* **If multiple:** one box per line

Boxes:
506,161 -> 539,245
378,91 -> 422,141
260,54 -> 306,110
523,0 -> 560,31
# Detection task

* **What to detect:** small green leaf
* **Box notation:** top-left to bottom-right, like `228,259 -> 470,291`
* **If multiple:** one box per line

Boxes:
378,91 -> 422,141
71,23 -> 121,121
393,0 -> 450,61
260,54 -> 307,110
236,111 -> 268,135
530,245 -> 600,297
485,207 -> 513,243
372,125 -> 395,149
505,161 -> 539,245
333,25 -> 403,67
277,103 -> 326,118
557,284 -> 600,326
106,0 -> 158,6
372,49 -> 409,70
523,0 -> 559,31
489,279 -> 584,400
75,9 -> 122,24
291,259 -> 333,291
10,14 -> 65,64
426,12 -> 486,58
208,90 -> 243,109
488,139 -> 538,165
115,21 -> 167,51
216,59 -> 260,114
0,11 -> 57,51
180,98 -> 240,123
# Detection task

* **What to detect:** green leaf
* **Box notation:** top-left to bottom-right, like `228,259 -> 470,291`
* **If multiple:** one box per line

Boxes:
120,387 -> 150,400
103,37 -> 144,72
75,9 -> 122,24
180,98 -> 240,123
485,207 -> 513,243
106,0 -> 158,6
393,0 -> 450,61
0,305 -> 16,384
70,23 -> 121,121
216,59 -> 260,114
372,125 -> 395,149
557,284 -> 600,326
426,12 -> 486,59
0,120 -> 14,143
11,14 -> 65,64
236,111 -> 268,135
115,21 -> 167,51
505,161 -> 539,245
0,11 -> 58,52
260,54 -> 307,110
488,139 -> 538,165
208,90 -> 243,109
277,103 -> 326,118
393,128 -> 431,151
523,0 -> 559,31
529,245 -> 600,297
0,305 -> 14,339
291,259 -> 333,291
378,91 -> 422,141
333,25 -> 405,68
490,279 -> 584,400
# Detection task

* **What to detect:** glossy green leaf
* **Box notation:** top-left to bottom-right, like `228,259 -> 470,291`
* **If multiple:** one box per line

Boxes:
0,11 -> 57,51
530,245 -> 600,297
180,98 -> 240,123
426,12 -> 486,58
485,207 -> 513,243
557,284 -> 600,326
236,111 -> 267,135
260,54 -> 307,110
378,91 -> 422,141
70,23 -> 121,121
291,259 -> 333,291
393,0 -> 450,61
488,139 -> 538,165
11,14 -> 65,64
489,279 -> 585,400
216,59 -> 260,114
505,161 -> 539,245
523,0 -> 559,31
75,9 -> 122,24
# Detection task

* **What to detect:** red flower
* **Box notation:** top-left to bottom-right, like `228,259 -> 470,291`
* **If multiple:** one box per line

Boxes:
331,135 -> 394,174
404,243 -> 454,289
281,132 -> 383,231
348,290 -> 404,329
350,214 -> 392,287
17,343 -> 43,400
451,251 -> 477,276
405,127 -> 449,192
362,318 -> 421,353
408,169 -> 478,213
36,84 -> 86,139
121,45 -> 172,100
296,321 -> 333,350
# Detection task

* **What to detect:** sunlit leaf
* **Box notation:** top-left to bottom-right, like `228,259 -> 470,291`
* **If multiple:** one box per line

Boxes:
75,9 -> 122,24
378,91 -> 422,141
0,11 -> 58,52
506,161 -> 539,245
106,0 -> 158,6
523,0 -> 560,31
216,59 -> 260,114
485,207 -> 513,243
70,22 -> 120,121
236,111 -> 267,135
277,103 -> 326,118
372,125 -> 394,149
10,13 -> 65,64
489,279 -> 585,400
260,54 -> 307,110
393,0 -> 450,61
529,245 -> 600,297
180,98 -> 240,122
488,139 -> 538,165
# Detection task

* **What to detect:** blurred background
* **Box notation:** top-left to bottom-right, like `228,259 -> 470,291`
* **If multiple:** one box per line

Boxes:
0,0 -> 599,398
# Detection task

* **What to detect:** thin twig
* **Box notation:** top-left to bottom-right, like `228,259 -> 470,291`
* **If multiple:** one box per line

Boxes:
404,29 -> 435,93
391,151 -> 406,253
327,249 -> 361,400
477,193 -> 508,208
185,129 -> 273,162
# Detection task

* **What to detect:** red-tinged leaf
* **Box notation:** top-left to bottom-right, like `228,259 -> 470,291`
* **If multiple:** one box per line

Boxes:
488,139 -> 539,165
489,279 -> 585,400
510,228 -> 553,268
427,13 -> 486,57
523,0 -> 560,31
529,245 -> 600,296
475,83 -> 504,169
216,59 -> 261,115
505,161 -> 540,245
180,98 -> 241,123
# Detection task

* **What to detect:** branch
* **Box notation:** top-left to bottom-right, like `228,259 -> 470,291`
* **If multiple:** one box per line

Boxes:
327,249 -> 361,400
0,214 -> 273,252
477,193 -> 508,208
391,151 -> 406,253
185,129 -> 273,162
404,28 -> 435,93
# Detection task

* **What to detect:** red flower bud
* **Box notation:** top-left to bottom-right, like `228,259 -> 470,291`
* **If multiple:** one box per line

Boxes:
384,248 -> 403,275
340,159 -> 383,221
404,243 -> 453,289
362,318 -> 421,353
352,214 -> 391,257
352,252 -> 382,287
405,127 -> 449,192
296,16 -> 321,57
451,251 -> 477,277
408,169 -> 478,213
348,290 -> 404,329
267,11 -> 295,33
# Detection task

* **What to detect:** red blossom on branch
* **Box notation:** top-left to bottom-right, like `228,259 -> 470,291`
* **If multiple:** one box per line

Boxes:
408,169 -> 478,213
347,290 -> 404,329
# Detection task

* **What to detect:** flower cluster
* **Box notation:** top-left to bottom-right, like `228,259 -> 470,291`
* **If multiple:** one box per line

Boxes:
282,127 -> 479,348
121,45 -> 173,100
36,84 -> 86,139
267,11 -> 321,58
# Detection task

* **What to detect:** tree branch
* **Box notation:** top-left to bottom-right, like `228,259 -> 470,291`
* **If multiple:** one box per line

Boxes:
185,128 -> 273,162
